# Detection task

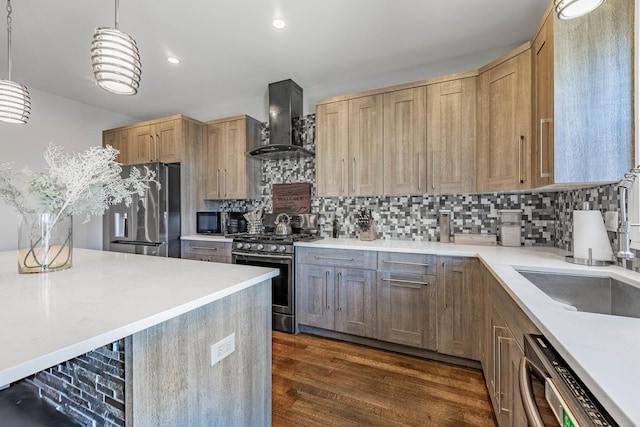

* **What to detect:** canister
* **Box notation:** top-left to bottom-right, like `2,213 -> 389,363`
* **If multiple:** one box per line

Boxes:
499,209 -> 522,247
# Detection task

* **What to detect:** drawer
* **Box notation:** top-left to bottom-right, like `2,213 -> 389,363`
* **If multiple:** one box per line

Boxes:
377,252 -> 437,275
182,240 -> 231,257
296,247 -> 377,269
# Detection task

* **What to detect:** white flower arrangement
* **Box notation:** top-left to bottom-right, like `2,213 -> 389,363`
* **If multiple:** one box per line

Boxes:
0,143 -> 156,225
1,143 -> 156,272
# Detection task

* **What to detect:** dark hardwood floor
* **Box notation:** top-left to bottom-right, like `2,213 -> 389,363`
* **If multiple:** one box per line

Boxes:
272,332 -> 498,427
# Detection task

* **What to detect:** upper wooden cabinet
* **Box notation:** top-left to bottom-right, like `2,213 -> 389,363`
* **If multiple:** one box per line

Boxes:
316,95 -> 384,197
476,45 -> 532,192
383,87 -> 427,196
532,7 -> 554,188
427,78 -> 477,194
103,115 -> 198,165
203,115 -> 261,200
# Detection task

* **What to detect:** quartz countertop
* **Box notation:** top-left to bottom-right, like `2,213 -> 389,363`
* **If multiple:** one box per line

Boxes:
0,249 -> 278,387
296,238 -> 640,426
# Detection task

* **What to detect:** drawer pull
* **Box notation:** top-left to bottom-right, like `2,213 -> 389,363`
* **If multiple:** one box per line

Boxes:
192,246 -> 219,251
314,255 -> 354,261
382,260 -> 430,268
381,278 -> 429,286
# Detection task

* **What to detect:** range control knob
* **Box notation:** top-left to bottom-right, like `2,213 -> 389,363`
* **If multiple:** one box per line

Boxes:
235,242 -> 244,249
270,245 -> 278,252
243,243 -> 252,250
278,245 -> 287,252
256,244 -> 264,251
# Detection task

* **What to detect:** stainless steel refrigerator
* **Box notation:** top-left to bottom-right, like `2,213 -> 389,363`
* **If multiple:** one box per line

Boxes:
103,163 -> 181,257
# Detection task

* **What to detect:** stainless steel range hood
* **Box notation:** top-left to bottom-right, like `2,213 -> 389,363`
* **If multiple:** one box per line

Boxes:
246,79 -> 314,160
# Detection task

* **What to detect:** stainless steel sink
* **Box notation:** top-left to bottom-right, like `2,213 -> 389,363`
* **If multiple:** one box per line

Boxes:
516,270 -> 640,319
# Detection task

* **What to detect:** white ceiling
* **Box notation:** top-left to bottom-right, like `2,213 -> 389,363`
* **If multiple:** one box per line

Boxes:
1,0 -> 549,123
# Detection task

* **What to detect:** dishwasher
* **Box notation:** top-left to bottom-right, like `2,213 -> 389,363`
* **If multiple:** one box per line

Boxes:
519,334 -> 618,427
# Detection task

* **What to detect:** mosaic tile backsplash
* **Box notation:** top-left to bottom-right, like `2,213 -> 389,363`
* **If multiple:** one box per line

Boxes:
220,114 -> 640,268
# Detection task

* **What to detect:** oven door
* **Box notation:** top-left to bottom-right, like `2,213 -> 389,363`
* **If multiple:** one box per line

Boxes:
232,252 -> 293,315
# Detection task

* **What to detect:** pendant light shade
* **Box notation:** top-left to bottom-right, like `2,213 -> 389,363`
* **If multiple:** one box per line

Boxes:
90,0 -> 141,95
0,0 -> 30,124
554,0 -> 606,20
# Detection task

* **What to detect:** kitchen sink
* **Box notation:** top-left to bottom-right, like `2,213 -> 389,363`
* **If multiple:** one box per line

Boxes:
516,270 -> 640,319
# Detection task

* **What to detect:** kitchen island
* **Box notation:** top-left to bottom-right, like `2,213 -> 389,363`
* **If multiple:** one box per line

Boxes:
296,238 -> 640,426
0,249 -> 278,426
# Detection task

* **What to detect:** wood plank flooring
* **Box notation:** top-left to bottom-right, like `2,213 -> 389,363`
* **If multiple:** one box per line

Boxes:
272,332 -> 497,427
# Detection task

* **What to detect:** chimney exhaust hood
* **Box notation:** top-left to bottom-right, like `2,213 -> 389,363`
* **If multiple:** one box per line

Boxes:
246,79 -> 314,160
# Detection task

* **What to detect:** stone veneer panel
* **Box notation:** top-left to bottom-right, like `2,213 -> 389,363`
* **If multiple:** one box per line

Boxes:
21,340 -> 126,427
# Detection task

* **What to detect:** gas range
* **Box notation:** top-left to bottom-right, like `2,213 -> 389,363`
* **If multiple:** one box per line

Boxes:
232,232 -> 322,256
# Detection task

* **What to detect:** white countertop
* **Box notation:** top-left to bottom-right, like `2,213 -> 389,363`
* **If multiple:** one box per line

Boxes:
0,249 -> 278,388
296,238 -> 640,426
181,234 -> 234,242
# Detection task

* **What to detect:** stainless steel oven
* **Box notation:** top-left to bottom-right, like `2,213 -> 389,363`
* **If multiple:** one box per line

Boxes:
232,250 -> 294,333
520,334 -> 617,427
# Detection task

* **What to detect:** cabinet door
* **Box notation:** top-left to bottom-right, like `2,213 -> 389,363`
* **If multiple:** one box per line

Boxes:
383,87 -> 427,195
296,264 -> 335,330
436,257 -> 481,360
532,13 -> 554,188
477,50 -> 531,192
377,271 -> 436,350
316,101 -> 349,197
224,119 -> 247,199
427,78 -> 476,194
335,267 -> 377,338
103,129 -> 131,165
349,95 -> 383,196
130,125 -> 154,164
156,119 -> 181,163
203,123 -> 225,200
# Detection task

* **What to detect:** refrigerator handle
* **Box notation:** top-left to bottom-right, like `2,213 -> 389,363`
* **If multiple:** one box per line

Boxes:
114,212 -> 129,238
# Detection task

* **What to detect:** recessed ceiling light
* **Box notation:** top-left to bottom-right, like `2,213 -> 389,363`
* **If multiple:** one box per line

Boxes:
272,19 -> 286,29
167,57 -> 180,64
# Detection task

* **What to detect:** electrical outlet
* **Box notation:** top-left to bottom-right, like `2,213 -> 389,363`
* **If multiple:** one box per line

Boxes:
210,333 -> 235,366
604,211 -> 619,232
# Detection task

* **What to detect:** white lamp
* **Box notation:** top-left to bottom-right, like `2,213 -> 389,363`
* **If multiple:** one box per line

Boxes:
0,0 -> 30,124
554,0 -> 606,20
90,0 -> 141,95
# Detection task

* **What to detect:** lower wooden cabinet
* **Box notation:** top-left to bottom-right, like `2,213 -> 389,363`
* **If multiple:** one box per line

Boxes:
181,240 -> 232,263
376,270 -> 436,350
436,257 -> 483,360
296,264 -> 377,338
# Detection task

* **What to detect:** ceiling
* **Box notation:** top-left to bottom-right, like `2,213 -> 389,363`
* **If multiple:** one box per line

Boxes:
2,0 -> 549,123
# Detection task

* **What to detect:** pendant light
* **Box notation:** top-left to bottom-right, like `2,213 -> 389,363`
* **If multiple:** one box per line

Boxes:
0,0 -> 30,124
90,0 -> 141,95
554,0 -> 606,20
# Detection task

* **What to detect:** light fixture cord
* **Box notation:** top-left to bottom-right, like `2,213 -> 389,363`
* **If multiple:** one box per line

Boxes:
6,0 -> 11,80
114,0 -> 119,29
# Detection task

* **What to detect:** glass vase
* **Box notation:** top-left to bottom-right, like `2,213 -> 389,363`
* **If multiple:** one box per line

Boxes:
358,220 -> 377,241
17,212 -> 73,274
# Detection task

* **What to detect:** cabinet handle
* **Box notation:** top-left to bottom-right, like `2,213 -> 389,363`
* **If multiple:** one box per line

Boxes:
352,158 -> 356,193
325,271 -> 330,310
539,119 -> 551,178
224,169 -> 228,198
337,272 -> 342,311
442,262 -> 447,308
492,326 -> 507,397
418,152 -> 422,191
216,169 -> 220,197
432,152 -> 436,191
497,335 -> 513,414
192,246 -> 218,251
382,260 -> 429,268
315,255 -> 354,261
341,158 -> 345,194
381,277 -> 429,286
155,134 -> 160,160
149,135 -> 154,162
519,136 -> 525,184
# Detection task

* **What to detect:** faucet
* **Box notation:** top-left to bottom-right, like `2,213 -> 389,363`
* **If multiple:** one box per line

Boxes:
616,167 -> 640,259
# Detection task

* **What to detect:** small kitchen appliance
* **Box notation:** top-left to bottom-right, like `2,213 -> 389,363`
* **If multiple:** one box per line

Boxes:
232,213 -> 321,333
